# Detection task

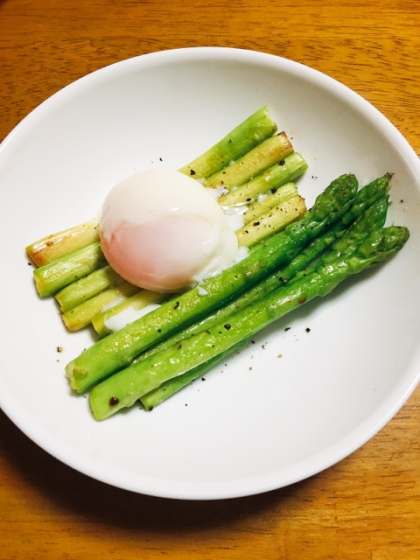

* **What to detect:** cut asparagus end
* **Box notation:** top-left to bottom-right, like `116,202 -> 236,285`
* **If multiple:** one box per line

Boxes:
55,265 -> 122,312
243,182 -> 298,224
33,241 -> 106,297
218,152 -> 308,207
26,217 -> 100,267
178,106 -> 277,180
204,132 -> 294,190
237,195 -> 307,248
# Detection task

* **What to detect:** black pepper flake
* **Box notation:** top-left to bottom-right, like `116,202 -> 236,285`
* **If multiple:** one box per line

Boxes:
247,198 -> 251,202
224,324 -> 231,330
157,328 -> 161,332
253,221 -> 260,226
177,343 -> 182,349
285,327 -> 291,331
271,188 -> 276,194
251,340 -> 256,344
279,159 -> 285,165
306,328 -> 311,332
159,157 -> 163,161
228,139 -> 232,143
202,378 -> 206,381
27,262 -> 32,266
109,396 -> 119,407
174,301 -> 180,309
56,346 -> 63,353
190,169 -> 196,175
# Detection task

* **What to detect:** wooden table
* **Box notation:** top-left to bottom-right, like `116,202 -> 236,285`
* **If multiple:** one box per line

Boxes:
1,1 -> 419,558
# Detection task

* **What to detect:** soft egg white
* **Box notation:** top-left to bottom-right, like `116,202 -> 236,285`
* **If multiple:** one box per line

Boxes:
100,169 -> 239,292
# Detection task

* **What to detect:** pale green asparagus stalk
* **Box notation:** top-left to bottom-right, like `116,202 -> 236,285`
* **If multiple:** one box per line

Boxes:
27,108 -> 298,304
243,182 -> 299,224
55,265 -> 122,312
204,133 -> 294,190
26,217 -> 100,267
92,290 -> 167,337
236,195 -> 306,247
62,281 -> 140,332
33,241 -> 106,297
218,152 -> 308,207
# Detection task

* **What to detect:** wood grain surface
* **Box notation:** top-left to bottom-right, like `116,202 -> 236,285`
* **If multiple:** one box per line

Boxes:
1,0 -> 420,558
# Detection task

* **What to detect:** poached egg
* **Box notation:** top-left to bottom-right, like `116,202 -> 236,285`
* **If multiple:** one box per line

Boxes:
100,169 -> 239,292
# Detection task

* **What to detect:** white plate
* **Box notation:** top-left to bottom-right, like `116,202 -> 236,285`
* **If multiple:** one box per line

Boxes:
1,47 -> 419,500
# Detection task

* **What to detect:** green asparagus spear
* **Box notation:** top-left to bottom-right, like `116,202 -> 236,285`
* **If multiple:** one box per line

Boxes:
204,133 -> 294,190
139,191 -> 386,410
26,217 -> 100,267
140,340 -> 248,411
66,173 -> 358,392
33,241 -> 106,297
282,174 -> 392,275
90,225 -> 409,420
218,152 -> 308,207
137,187 -> 390,365
312,196 -> 389,265
178,106 -> 278,180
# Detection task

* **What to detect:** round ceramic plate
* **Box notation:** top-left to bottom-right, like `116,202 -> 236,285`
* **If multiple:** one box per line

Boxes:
1,48 -> 419,500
